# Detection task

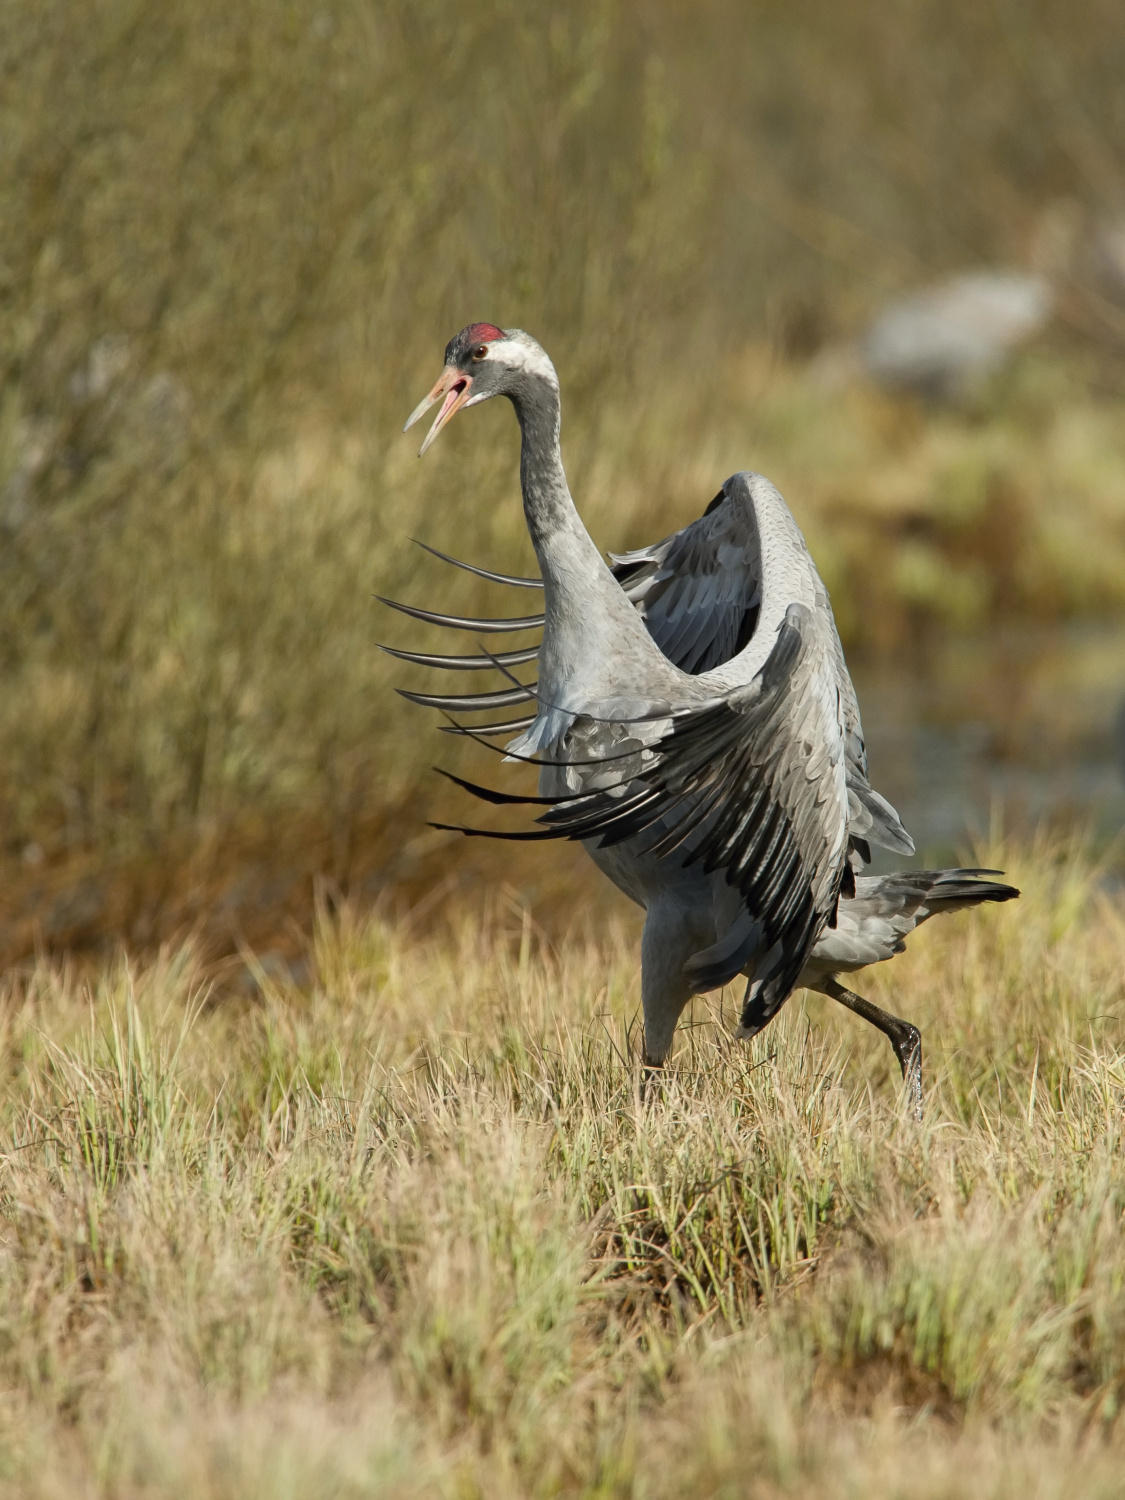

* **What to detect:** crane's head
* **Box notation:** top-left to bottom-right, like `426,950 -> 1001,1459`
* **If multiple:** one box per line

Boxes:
403,324 -> 558,455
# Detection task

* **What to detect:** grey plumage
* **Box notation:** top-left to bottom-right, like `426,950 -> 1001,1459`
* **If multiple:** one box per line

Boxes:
799,869 -> 1019,1117
410,538 -> 543,589
389,324 -> 1017,1111
608,494 -> 914,874
376,596 -> 545,633
609,490 -> 761,675
439,714 -> 538,738
396,682 -> 537,713
380,643 -> 539,672
801,868 -> 1019,987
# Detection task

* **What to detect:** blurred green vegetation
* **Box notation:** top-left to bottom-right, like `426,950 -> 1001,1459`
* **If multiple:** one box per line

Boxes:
1,0 -> 1124,949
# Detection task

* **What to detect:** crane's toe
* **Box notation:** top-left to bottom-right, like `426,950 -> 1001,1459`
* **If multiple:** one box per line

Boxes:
893,1024 -> 923,1120
823,978 -> 923,1119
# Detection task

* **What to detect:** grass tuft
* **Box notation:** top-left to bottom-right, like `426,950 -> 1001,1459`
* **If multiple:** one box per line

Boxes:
0,839 -> 1121,1491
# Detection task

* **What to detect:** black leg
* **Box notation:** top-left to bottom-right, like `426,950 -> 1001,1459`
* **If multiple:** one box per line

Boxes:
824,977 -> 923,1120
639,1056 -> 664,1103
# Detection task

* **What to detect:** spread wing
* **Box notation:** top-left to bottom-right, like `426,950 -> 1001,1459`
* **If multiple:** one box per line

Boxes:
378,480 -> 912,871
610,486 -> 761,677
442,604 -> 850,1033
613,481 -> 913,864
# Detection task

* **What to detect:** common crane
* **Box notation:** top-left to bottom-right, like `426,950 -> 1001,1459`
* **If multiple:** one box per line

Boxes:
386,324 -> 1018,1113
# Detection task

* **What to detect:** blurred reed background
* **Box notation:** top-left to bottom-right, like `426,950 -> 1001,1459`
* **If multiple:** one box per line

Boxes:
2,0 -> 1125,961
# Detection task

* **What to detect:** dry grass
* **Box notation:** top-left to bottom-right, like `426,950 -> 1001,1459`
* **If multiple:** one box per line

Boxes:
0,835 -> 1121,1494
2,0 -> 1125,956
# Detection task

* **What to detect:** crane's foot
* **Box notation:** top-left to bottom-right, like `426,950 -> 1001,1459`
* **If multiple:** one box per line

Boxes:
892,1023 -> 923,1122
825,979 -> 924,1121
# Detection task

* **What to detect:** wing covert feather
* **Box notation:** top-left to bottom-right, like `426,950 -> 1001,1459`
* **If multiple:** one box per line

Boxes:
610,486 -> 761,677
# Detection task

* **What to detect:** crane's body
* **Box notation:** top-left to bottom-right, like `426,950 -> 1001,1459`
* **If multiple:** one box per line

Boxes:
389,324 -> 1018,1113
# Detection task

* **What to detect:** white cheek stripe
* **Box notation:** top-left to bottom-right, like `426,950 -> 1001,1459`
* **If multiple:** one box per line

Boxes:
489,334 -> 559,387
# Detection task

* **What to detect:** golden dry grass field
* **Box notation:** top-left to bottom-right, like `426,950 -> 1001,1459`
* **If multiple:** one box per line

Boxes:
0,838 -> 1122,1496
3,0 -> 1125,956
3,3 -> 1125,1494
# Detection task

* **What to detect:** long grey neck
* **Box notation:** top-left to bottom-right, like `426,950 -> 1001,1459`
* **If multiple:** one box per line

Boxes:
507,374 -> 676,717
510,378 -> 597,565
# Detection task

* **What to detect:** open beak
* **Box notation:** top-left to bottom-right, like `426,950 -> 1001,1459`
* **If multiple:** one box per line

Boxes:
403,366 -> 474,456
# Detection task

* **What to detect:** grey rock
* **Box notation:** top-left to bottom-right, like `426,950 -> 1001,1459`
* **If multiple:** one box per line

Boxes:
861,272 -> 1052,398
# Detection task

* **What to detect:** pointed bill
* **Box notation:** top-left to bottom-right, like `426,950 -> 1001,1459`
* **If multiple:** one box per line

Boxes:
403,388 -> 439,433
403,366 -> 474,455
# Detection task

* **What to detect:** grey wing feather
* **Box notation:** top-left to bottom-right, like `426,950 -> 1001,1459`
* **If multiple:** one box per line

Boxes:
613,481 -> 913,863
610,487 -> 761,677
379,644 -> 539,671
397,683 -> 537,712
813,573 -> 914,861
802,868 -> 1019,981
411,539 -> 543,588
378,597 -> 545,633
853,868 -> 1019,923
845,763 -> 915,863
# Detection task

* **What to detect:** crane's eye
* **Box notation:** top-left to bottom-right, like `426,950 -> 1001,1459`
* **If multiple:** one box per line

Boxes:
471,344 -> 488,360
